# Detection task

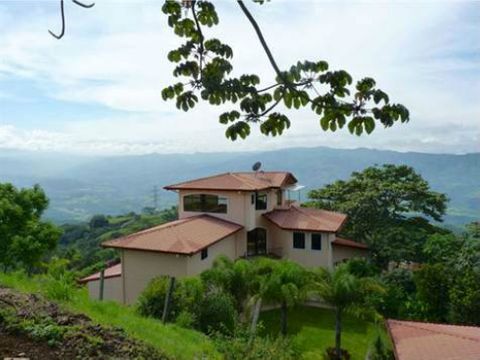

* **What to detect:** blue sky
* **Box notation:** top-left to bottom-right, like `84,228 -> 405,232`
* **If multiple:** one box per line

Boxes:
0,0 -> 479,154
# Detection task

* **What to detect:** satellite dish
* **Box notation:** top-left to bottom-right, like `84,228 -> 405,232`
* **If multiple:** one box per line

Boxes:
252,161 -> 262,172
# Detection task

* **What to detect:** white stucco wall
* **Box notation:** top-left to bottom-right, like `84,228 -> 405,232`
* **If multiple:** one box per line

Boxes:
86,276 -> 123,303
121,232 -> 239,304
332,244 -> 368,265
122,249 -> 189,304
186,233 -> 238,274
266,224 -> 334,269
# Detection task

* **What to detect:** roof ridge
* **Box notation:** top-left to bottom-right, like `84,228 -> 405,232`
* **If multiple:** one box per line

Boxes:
103,216 -> 200,245
390,320 -> 480,343
103,215 -> 243,247
292,205 -> 328,228
164,172 -> 231,189
229,173 -> 262,189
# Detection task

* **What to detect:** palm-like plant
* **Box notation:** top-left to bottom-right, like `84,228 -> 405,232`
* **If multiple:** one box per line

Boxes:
310,263 -> 384,360
254,258 -> 309,336
200,255 -> 255,313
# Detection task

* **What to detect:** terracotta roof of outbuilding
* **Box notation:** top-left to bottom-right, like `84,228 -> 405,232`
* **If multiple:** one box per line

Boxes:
78,263 -> 122,284
263,205 -> 347,233
386,319 -> 480,360
333,236 -> 368,249
164,171 -> 297,191
102,215 -> 243,255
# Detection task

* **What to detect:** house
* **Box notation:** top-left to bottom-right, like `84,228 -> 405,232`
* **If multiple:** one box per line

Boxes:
386,319 -> 480,360
80,171 -> 367,303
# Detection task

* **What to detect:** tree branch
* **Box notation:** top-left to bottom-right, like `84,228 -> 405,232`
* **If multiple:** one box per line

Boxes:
259,93 -> 284,117
72,0 -> 95,8
257,83 -> 282,93
49,0 -> 95,40
48,0 -> 65,39
237,1 -> 285,82
191,1 -> 205,79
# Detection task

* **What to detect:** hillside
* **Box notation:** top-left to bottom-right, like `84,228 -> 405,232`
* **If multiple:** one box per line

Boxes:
56,208 -> 177,277
0,147 -> 478,225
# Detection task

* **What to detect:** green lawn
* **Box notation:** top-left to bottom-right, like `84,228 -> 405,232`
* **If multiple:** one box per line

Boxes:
0,272 -> 218,360
260,306 -> 385,360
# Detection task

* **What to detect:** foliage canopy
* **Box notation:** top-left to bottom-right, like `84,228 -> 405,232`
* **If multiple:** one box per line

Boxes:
161,1 -> 409,140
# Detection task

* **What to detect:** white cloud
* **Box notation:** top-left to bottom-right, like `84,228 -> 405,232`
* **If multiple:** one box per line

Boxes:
0,1 -> 478,154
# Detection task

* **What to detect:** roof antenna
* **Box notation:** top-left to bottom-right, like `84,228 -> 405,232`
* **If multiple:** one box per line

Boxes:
252,161 -> 262,177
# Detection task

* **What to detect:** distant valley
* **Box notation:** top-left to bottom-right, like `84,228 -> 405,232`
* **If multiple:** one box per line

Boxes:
0,147 -> 478,226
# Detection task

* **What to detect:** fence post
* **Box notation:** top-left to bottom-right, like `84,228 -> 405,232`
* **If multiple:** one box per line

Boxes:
162,276 -> 176,323
99,268 -> 105,301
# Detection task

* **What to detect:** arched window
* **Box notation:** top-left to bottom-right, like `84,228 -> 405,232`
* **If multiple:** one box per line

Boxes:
183,194 -> 228,213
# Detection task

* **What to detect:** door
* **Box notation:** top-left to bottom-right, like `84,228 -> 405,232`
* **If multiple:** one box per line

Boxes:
247,228 -> 267,256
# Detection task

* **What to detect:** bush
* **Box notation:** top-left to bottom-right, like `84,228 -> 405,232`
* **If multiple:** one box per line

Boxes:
198,291 -> 236,335
369,336 -> 394,360
175,311 -> 196,329
43,275 -> 75,302
346,258 -> 380,277
137,276 -> 204,324
137,276 -> 173,320
214,325 -> 299,360
43,257 -> 76,301
378,268 -> 416,318
324,347 -> 351,360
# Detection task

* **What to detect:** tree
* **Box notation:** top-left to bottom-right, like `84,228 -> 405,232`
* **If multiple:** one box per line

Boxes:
307,165 -> 448,268
248,258 -> 308,336
413,263 -> 451,322
89,214 -> 109,229
48,1 -> 410,140
447,226 -> 480,325
307,165 -> 448,241
367,217 -> 450,268
201,255 -> 256,313
310,264 -> 383,360
0,183 -> 61,272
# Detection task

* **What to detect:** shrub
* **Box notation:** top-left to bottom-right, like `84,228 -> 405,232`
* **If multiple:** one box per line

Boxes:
137,276 -> 204,323
324,347 -> 351,360
137,276 -> 174,320
43,274 -> 76,302
175,311 -> 196,329
369,336 -> 394,360
214,325 -> 299,360
378,268 -> 416,318
198,291 -> 236,335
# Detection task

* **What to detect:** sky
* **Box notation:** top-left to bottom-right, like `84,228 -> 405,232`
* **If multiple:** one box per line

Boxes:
0,0 -> 479,155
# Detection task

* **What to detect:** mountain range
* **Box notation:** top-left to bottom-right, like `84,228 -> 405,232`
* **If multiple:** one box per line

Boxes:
0,147 -> 478,226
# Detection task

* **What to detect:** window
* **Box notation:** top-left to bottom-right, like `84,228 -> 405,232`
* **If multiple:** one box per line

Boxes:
247,228 -> 267,256
311,233 -> 322,250
251,194 -> 255,205
255,193 -> 267,210
293,232 -> 305,249
201,248 -> 208,260
183,194 -> 228,213
276,190 -> 283,206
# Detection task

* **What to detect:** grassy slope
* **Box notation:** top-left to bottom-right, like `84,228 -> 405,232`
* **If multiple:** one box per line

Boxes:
260,306 -> 386,360
0,272 -> 218,360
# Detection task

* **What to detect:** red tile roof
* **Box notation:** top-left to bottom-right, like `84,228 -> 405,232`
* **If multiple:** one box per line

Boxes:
333,236 -> 368,249
164,171 -> 297,191
387,319 -> 480,360
263,205 -> 347,233
102,215 -> 243,255
78,263 -> 122,284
